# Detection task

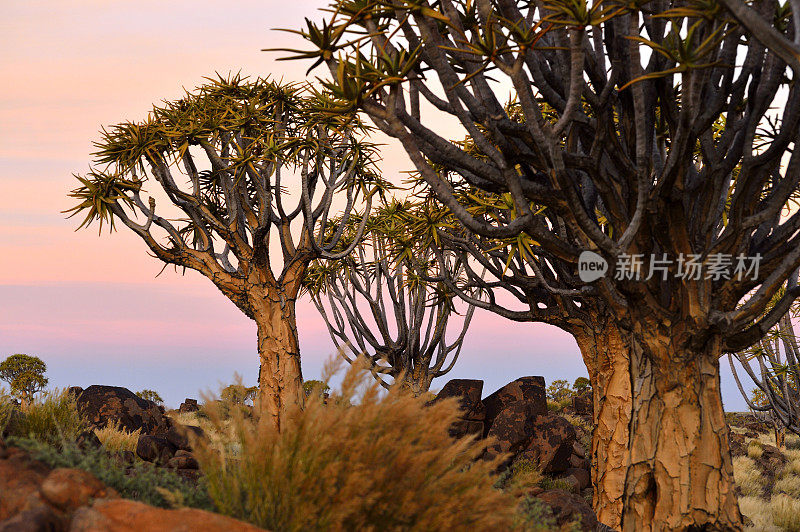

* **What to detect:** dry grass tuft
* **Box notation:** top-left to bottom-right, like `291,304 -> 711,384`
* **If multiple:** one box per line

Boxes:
733,456 -> 765,497
740,496 -> 781,532
194,357 -> 518,532
748,440 -> 765,459
771,494 -> 800,532
94,420 -> 140,452
774,474 -> 800,498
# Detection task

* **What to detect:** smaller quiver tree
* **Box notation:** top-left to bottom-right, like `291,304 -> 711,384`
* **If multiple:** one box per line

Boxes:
0,354 -> 48,408
305,199 -> 475,395
730,272 -> 800,440
68,75 -> 388,429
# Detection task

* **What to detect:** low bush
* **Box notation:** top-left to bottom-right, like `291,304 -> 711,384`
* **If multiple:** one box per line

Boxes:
1,388 -> 87,445
94,419 -> 140,452
515,497 -> 559,531
10,437 -> 213,510
194,357 -> 518,532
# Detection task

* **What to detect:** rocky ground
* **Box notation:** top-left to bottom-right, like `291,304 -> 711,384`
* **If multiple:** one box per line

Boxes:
1,377 -> 602,531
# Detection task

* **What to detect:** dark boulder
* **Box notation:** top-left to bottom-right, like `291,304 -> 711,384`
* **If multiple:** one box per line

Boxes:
447,419 -> 484,439
166,453 -> 199,470
75,430 -> 102,451
535,489 -> 598,531
164,424 -> 205,452
744,421 -> 770,434
433,379 -> 485,420
485,402 -> 542,458
562,467 -> 591,490
516,414 -> 576,474
179,399 -> 199,414
66,386 -> 84,399
729,432 -> 746,457
135,435 -> 176,465
432,379 -> 486,439
0,503 -> 62,532
571,391 -> 592,416
482,377 -> 546,437
76,385 -> 171,435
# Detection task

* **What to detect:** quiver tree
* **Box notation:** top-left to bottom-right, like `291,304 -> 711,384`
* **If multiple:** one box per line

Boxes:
0,354 -> 48,408
68,76 -> 387,430
305,200 -> 475,395
404,183 -> 632,524
730,272 -> 800,437
285,1 -> 800,528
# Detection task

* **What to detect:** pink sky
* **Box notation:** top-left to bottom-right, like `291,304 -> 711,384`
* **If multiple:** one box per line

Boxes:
0,1 -> 749,409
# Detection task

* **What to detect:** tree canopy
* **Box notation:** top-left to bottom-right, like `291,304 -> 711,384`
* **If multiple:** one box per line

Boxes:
0,354 -> 48,406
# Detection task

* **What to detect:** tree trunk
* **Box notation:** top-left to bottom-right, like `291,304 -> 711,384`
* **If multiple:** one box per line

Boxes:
253,295 -> 304,432
621,329 -> 742,531
574,319 -> 632,531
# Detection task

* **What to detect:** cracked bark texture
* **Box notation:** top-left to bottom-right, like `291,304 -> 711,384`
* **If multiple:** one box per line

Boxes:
575,321 -> 632,530
621,327 -> 741,531
254,294 -> 304,431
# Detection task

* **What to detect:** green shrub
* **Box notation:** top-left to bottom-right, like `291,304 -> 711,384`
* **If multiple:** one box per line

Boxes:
194,357 -> 517,532
1,388 -> 87,445
546,379 -> 573,403
10,437 -> 213,510
538,476 -> 578,493
572,377 -> 590,394
515,497 -> 558,531
135,389 -> 164,405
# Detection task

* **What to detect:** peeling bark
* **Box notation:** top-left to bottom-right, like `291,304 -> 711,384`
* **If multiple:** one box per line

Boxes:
621,329 -> 742,531
253,294 -> 305,432
574,319 -> 632,531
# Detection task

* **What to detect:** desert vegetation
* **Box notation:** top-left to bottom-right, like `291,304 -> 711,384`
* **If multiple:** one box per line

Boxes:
1,355 -> 603,530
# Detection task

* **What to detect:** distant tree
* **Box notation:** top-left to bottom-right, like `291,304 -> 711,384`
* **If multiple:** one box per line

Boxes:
221,384 -> 258,405
302,380 -> 330,398
136,389 -> 164,405
730,284 -> 800,437
306,199 -> 475,395
68,76 -> 387,430
573,377 -> 591,394
546,379 -> 572,403
0,354 -> 48,408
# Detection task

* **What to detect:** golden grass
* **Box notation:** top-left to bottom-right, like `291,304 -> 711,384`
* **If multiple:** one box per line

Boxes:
774,475 -> 800,498
771,494 -> 800,532
733,456 -> 766,497
748,440 -> 765,459
740,496 -> 782,532
94,420 -> 140,452
193,357 -> 518,532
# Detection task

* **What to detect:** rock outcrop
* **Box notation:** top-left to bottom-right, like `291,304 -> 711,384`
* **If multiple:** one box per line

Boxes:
76,386 -> 171,435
